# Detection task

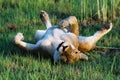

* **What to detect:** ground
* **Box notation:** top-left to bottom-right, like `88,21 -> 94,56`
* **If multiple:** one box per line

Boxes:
0,0 -> 120,80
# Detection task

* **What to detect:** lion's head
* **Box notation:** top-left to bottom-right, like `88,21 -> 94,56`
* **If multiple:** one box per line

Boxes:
57,41 -> 88,64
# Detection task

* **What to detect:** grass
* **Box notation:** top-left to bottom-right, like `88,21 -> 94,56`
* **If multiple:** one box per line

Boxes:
0,0 -> 120,80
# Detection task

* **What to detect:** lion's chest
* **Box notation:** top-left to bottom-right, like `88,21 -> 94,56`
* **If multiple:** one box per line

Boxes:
40,28 -> 66,55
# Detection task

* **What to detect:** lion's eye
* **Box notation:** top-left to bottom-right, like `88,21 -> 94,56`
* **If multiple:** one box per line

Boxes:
75,52 -> 78,54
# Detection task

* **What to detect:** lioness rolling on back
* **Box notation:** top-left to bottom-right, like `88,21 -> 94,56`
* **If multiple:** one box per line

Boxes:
14,10 -> 112,63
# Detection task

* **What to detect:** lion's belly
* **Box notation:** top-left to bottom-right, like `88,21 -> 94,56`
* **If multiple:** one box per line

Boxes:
39,27 -> 70,56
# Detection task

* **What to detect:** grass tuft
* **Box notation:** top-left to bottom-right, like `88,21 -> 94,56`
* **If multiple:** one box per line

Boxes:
0,0 -> 120,80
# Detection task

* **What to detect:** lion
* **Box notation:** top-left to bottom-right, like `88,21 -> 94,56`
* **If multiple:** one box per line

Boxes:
14,10 -> 112,63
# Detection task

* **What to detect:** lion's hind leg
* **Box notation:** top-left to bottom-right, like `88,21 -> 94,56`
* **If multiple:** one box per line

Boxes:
78,22 -> 112,52
90,22 -> 112,45
58,16 -> 79,36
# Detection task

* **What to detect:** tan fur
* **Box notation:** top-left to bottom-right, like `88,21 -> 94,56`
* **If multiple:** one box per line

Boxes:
78,42 -> 96,52
57,33 -> 88,63
78,23 -> 112,52
59,44 -> 88,63
14,10 -> 112,64
60,45 -> 82,63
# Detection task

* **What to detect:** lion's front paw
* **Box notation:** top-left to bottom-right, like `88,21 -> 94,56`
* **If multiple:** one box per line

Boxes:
14,32 -> 24,44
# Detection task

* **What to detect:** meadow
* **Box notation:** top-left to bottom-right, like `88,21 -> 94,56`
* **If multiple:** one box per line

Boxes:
0,0 -> 120,80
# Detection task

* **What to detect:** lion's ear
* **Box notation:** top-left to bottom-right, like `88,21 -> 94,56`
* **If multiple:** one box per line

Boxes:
79,53 -> 88,60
